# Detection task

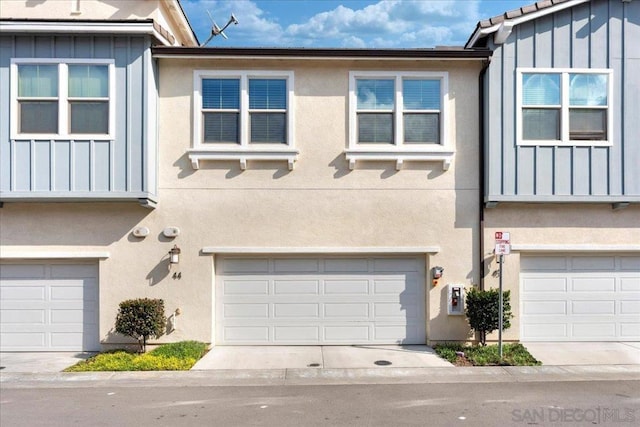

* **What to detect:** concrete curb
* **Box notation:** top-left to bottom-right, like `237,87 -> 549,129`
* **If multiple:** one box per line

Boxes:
2,365 -> 640,388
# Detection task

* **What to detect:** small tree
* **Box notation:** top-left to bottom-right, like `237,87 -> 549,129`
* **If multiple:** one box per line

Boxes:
115,298 -> 166,352
465,288 -> 513,346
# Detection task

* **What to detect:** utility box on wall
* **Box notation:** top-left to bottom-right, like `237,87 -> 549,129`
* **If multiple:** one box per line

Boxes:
447,284 -> 465,315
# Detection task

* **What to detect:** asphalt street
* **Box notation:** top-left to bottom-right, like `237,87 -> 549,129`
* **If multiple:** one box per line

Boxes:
1,380 -> 639,426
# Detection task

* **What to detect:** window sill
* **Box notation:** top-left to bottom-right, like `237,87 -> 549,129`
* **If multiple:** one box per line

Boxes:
188,148 -> 299,170
344,148 -> 454,171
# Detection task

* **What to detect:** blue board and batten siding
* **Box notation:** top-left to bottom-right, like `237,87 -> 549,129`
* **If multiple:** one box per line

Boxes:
484,0 -> 640,202
0,34 -> 157,203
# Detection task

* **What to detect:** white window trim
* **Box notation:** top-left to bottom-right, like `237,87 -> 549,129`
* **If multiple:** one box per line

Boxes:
10,58 -> 115,140
347,71 -> 453,171
190,70 -> 298,170
516,67 -> 614,147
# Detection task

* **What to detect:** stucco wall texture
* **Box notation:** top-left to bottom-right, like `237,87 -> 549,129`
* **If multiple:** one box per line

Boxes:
1,58 -> 485,345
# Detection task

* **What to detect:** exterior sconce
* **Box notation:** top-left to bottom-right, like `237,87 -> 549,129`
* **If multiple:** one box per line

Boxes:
168,245 -> 181,266
432,266 -> 444,286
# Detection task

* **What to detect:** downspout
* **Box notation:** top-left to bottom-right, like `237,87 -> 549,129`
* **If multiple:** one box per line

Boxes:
478,57 -> 491,291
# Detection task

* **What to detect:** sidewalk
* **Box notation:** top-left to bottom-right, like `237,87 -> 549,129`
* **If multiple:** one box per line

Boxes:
2,364 -> 640,389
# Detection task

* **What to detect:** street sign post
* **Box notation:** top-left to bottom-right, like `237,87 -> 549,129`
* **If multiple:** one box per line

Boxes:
494,231 -> 510,360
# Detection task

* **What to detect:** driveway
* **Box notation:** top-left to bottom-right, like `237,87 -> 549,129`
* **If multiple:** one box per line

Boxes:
192,345 -> 453,370
522,342 -> 640,365
0,352 -> 95,373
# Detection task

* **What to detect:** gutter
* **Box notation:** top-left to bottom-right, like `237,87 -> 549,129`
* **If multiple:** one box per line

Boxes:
478,57 -> 491,291
152,46 -> 491,61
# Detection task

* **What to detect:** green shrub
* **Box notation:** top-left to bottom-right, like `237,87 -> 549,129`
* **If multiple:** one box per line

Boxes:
465,288 -> 513,345
114,298 -> 166,353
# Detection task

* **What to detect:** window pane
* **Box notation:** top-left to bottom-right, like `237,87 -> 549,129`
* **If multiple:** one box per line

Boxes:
203,112 -> 239,143
569,74 -> 608,106
404,113 -> 439,144
70,101 -> 108,133
522,73 -> 560,106
403,79 -> 440,110
68,65 -> 108,97
522,108 -> 560,140
202,79 -> 239,109
569,109 -> 607,140
357,79 -> 394,110
250,112 -> 286,143
357,113 -> 393,144
249,79 -> 286,109
18,65 -> 58,97
19,101 -> 58,133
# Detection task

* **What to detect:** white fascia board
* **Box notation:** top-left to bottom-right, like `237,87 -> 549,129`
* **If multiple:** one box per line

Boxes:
0,21 -> 173,46
165,0 -> 198,46
202,247 -> 441,255
466,0 -> 590,48
0,247 -> 110,259
511,244 -> 640,253
153,53 -> 487,61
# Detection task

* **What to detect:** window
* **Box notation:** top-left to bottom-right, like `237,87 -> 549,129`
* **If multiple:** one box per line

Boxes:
191,70 -> 297,170
11,59 -> 114,138
353,73 -> 443,146
347,71 -> 451,170
517,68 -> 612,146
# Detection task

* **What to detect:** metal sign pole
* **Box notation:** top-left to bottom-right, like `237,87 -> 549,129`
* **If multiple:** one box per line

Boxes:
498,254 -> 503,359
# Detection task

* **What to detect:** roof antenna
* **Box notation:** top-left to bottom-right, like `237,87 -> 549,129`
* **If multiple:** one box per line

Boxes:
201,11 -> 239,46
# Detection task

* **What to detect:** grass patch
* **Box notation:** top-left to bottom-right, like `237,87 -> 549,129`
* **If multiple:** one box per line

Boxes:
65,341 -> 208,372
434,343 -> 541,366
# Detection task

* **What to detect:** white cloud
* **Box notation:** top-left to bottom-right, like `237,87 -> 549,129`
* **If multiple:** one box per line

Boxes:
183,0 -> 481,48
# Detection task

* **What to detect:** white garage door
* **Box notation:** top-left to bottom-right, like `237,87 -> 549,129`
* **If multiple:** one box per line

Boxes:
520,255 -> 640,341
0,262 -> 99,351
216,256 -> 426,345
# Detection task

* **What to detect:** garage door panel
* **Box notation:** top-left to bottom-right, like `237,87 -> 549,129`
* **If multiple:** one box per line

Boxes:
324,303 -> 369,318
521,255 -> 640,341
325,258 -> 368,272
522,277 -> 567,292
572,256 -> 615,270
224,326 -> 269,342
0,332 -> 46,347
523,301 -> 567,315
216,256 -> 425,345
621,323 -> 640,337
571,277 -> 616,292
224,303 -> 269,318
274,303 -> 319,318
51,332 -> 84,348
620,257 -> 640,271
325,279 -> 369,294
324,325 -> 369,341
621,278 -> 640,292
274,280 -> 318,294
224,280 -> 269,295
50,264 -> 97,278
275,326 -> 320,341
620,301 -> 640,315
274,258 -> 320,273
373,258 -> 417,272
0,285 -> 46,300
0,264 -> 47,279
571,300 -> 615,315
573,323 -> 616,338
1,309 -> 46,324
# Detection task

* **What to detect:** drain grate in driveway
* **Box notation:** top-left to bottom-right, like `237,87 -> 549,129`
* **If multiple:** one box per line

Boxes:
374,360 -> 392,366
307,363 -> 321,367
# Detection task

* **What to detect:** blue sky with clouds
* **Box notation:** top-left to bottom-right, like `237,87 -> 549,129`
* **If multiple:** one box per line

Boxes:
181,0 -> 534,48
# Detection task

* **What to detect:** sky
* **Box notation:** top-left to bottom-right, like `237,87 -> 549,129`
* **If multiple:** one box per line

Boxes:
180,0 -> 535,48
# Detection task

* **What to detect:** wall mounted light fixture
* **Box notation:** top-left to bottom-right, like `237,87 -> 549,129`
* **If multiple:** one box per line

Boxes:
431,266 -> 444,286
169,245 -> 181,266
